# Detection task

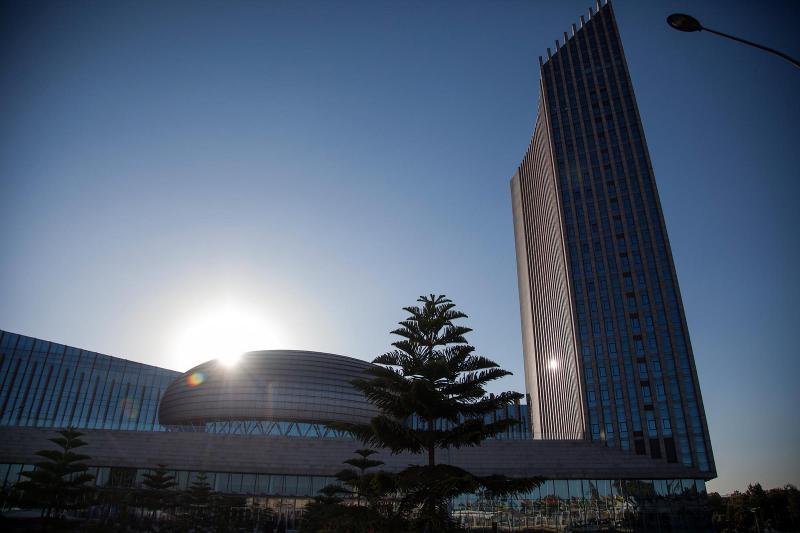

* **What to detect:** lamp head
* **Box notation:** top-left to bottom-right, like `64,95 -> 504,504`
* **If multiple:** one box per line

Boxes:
667,13 -> 703,33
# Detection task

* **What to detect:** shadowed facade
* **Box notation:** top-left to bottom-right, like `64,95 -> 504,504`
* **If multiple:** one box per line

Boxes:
511,0 -> 714,474
0,1 -> 717,529
159,350 -> 378,427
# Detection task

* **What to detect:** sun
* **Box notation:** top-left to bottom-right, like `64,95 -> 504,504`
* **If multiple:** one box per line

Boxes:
169,304 -> 284,370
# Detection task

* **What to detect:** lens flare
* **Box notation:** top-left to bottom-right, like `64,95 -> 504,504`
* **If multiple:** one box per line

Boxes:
121,397 -> 139,419
220,353 -> 242,367
169,303 -> 286,370
187,372 -> 205,387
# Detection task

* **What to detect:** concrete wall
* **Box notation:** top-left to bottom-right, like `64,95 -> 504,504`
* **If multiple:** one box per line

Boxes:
0,426 -> 710,480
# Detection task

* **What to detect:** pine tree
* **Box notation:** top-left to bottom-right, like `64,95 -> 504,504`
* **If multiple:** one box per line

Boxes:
142,464 -> 178,492
181,472 -> 217,531
337,449 -> 385,507
188,472 -> 213,506
301,450 -> 401,533
16,427 -> 95,518
341,294 -> 542,530
141,463 -> 177,522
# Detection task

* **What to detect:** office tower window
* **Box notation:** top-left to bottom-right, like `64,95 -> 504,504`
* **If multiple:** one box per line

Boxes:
511,1 -> 713,473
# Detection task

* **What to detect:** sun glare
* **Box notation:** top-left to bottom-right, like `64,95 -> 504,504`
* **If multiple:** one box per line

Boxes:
170,304 -> 284,371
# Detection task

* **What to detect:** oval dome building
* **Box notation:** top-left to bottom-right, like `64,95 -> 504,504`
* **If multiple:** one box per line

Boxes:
158,350 -> 379,430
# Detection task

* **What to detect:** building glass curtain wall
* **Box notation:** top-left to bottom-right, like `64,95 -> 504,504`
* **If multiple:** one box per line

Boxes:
0,326 -> 712,533
0,330 -> 178,431
0,329 -> 531,440
0,459 -> 709,531
0,322 -> 711,532
511,0 -> 714,473
0,325 -> 712,533
453,478 -> 709,531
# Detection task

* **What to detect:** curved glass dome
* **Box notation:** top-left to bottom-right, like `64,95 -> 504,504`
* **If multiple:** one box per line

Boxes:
158,350 -> 378,428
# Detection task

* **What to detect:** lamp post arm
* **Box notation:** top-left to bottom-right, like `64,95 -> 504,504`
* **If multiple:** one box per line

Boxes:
702,26 -> 800,69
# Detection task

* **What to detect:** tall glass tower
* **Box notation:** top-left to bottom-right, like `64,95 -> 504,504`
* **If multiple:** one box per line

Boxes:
511,0 -> 714,474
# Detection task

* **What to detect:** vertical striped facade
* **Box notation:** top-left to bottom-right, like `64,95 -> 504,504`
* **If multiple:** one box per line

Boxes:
0,329 -> 179,431
512,0 -> 714,474
511,95 -> 585,440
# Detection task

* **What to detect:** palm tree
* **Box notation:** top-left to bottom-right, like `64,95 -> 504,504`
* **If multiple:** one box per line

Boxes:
16,427 -> 95,518
340,294 -> 542,530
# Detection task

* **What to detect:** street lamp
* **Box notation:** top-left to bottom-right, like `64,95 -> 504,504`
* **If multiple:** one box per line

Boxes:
750,507 -> 762,533
666,13 -> 800,69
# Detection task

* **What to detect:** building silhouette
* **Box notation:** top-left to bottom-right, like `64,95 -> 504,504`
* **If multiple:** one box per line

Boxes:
0,329 -> 712,530
511,0 -> 714,474
0,1 -> 716,529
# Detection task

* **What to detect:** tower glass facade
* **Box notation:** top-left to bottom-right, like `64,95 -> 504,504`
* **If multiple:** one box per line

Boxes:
512,1 -> 714,474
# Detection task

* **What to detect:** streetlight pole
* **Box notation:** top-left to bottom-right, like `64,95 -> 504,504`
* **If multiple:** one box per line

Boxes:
666,13 -> 800,69
750,507 -> 762,533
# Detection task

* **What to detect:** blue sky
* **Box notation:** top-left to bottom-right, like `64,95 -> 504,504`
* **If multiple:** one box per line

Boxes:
1,0 -> 798,494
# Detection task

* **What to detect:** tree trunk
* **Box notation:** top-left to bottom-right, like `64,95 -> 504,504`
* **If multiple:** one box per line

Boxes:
426,418 -> 436,532
427,418 -> 435,467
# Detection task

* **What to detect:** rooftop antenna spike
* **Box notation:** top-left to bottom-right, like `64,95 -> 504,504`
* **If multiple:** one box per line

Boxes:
539,56 -> 544,67
589,7 -> 594,18
580,15 -> 585,28
547,47 -> 552,59
555,39 -> 560,50
564,31 -> 570,42
596,0 -> 601,11
571,24 -> 577,37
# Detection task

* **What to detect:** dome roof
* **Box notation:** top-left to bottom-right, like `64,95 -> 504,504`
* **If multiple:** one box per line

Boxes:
158,350 -> 378,427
